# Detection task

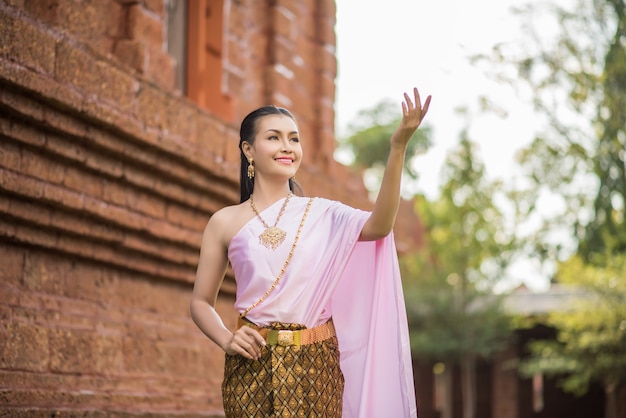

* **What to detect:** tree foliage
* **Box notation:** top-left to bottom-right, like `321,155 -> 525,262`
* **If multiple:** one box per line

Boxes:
476,0 -> 626,262
337,99 -> 431,189
520,254 -> 626,417
477,0 -> 626,414
403,133 -> 514,361
402,133 -> 515,418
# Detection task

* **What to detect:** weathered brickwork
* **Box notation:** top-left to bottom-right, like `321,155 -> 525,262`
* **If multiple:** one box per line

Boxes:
0,0 -> 423,415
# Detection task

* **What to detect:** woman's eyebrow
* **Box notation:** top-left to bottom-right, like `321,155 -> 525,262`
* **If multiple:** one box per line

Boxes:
264,129 -> 299,135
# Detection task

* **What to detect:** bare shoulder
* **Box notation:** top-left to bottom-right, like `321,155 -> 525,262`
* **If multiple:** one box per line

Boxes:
204,202 -> 255,249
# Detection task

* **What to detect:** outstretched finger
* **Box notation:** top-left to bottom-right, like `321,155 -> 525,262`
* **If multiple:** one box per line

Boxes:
421,95 -> 432,117
413,87 -> 422,109
404,92 -> 414,111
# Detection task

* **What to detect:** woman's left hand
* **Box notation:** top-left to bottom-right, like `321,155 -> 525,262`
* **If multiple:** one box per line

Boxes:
391,87 -> 431,148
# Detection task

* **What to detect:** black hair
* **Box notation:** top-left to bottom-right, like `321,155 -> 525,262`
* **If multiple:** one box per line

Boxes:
238,105 -> 303,203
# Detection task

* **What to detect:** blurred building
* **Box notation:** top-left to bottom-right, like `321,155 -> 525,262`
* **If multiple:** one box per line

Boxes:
414,284 -> 625,418
0,0 -> 423,415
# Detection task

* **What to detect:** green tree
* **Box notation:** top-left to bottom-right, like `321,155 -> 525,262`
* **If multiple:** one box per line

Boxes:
476,0 -> 626,415
520,254 -> 626,418
403,133 -> 514,418
477,0 -> 626,260
336,99 -> 431,194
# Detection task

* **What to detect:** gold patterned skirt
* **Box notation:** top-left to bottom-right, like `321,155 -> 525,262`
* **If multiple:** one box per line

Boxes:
222,321 -> 344,417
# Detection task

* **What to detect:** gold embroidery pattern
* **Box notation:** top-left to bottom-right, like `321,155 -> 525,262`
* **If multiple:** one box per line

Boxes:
222,322 -> 344,417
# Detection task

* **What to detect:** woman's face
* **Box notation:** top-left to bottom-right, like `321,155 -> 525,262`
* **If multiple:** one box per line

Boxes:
243,115 -> 302,180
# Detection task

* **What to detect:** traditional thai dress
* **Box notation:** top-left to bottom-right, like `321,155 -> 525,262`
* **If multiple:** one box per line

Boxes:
223,196 -> 417,418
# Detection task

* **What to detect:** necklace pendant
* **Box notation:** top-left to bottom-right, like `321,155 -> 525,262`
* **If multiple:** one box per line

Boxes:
259,226 -> 287,250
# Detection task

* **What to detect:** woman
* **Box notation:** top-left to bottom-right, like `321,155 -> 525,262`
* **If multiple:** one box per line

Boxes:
191,87 -> 431,417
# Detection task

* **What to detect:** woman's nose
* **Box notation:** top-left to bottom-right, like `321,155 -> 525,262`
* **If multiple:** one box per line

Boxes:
280,139 -> 293,152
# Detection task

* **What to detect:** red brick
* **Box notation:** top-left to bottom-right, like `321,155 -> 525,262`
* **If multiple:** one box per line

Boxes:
165,202 -> 205,230
152,178 -> 188,206
127,4 -> 163,46
59,0 -> 123,53
14,221 -> 59,249
0,87 -> 45,123
62,165 -> 103,198
48,328 -> 94,373
20,148 -> 65,184
102,179 -> 127,205
0,284 -> 22,306
0,321 -> 49,371
222,132 -> 241,167
0,59 -> 84,115
23,0 -> 62,25
42,183 -> 85,209
167,101 -> 198,145
94,60 -> 139,115
147,47 -> 175,90
122,164 -> 157,190
54,41 -> 96,95
8,197 -> 53,227
3,0 -> 26,8
89,128 -> 132,160
122,335 -> 163,374
113,39 -> 147,73
44,133 -> 86,164
0,218 -> 18,244
23,251 -> 68,292
0,9 -> 17,58
42,107 -> 89,140
272,5 -> 296,41
125,188 -> 165,218
318,44 -> 337,73
0,243 -> 25,286
8,13 -> 56,75
93,334 -> 124,374
83,196 -> 150,231
51,208 -> 124,242
0,139 -> 22,172
136,83 -> 169,129
142,0 -> 165,17
0,168 -> 44,198
84,153 -> 124,178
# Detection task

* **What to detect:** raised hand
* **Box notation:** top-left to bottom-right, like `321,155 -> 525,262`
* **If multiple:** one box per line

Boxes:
391,87 -> 431,148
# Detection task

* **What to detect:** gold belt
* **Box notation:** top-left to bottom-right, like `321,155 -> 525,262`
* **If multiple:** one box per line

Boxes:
237,317 -> 336,347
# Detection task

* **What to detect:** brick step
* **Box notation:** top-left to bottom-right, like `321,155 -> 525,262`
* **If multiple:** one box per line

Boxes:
0,387 -> 222,415
0,407 -> 224,417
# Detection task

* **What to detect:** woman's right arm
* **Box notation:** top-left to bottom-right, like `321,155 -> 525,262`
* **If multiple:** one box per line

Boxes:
190,212 -> 266,360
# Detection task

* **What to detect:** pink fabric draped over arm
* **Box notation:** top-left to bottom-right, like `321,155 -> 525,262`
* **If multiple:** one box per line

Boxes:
332,234 -> 417,417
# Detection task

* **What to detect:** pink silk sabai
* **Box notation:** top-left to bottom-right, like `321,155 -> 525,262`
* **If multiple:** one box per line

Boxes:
228,196 -> 417,418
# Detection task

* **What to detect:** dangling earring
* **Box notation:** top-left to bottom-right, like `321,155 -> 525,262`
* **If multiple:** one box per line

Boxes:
247,159 -> 255,179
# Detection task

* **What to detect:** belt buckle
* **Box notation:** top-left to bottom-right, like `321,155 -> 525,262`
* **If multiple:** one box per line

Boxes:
277,330 -> 294,346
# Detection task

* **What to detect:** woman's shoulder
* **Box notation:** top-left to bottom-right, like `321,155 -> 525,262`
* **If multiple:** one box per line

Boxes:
205,202 -> 252,246
209,202 -> 246,224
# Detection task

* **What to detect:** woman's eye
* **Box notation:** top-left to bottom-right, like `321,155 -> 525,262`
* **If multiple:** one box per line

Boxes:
290,137 -> 300,142
268,135 -> 278,140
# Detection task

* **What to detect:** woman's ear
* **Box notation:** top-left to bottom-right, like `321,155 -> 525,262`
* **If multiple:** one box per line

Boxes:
241,141 -> 253,160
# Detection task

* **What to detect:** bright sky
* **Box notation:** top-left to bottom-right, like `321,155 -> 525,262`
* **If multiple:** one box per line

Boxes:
335,0 -> 537,193
335,0 -> 551,290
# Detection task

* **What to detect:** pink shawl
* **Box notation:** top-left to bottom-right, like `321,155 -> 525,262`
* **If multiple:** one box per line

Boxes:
228,196 -> 417,417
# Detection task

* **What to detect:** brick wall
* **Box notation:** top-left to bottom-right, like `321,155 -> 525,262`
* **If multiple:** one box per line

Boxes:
0,0 -> 421,415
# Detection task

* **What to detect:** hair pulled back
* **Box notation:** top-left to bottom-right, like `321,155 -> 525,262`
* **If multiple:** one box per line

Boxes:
238,106 -> 303,203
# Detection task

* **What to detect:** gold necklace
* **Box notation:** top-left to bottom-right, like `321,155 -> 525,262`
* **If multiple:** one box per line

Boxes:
250,192 -> 293,250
